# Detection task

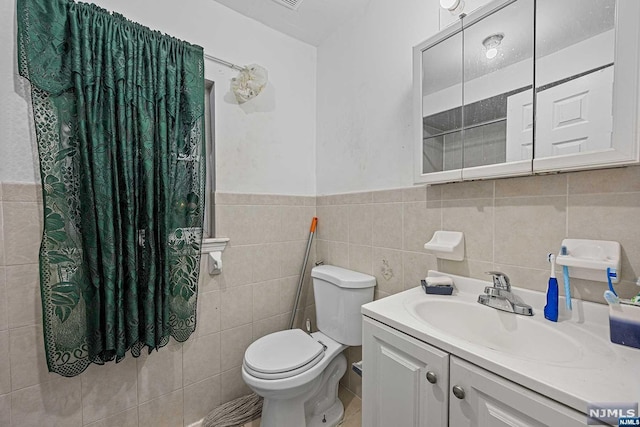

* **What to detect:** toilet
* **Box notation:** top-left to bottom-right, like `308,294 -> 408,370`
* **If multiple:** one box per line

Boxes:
241,265 -> 376,427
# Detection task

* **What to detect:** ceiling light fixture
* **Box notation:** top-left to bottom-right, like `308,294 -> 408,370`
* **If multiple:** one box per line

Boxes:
440,0 -> 465,13
482,33 -> 504,60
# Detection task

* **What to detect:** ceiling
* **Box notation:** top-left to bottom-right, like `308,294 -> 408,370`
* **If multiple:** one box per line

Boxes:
213,0 -> 372,46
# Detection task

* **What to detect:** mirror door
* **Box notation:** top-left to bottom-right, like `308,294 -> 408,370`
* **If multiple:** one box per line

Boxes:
415,23 -> 464,183
534,0 -> 640,172
414,0 -> 534,184
414,0 -> 640,185
461,0 -> 534,180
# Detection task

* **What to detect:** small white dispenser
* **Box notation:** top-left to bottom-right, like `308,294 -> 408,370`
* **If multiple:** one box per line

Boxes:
555,239 -> 621,283
202,238 -> 230,275
424,231 -> 465,261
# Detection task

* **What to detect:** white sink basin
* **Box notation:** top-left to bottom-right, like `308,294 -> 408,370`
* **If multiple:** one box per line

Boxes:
405,299 -> 583,363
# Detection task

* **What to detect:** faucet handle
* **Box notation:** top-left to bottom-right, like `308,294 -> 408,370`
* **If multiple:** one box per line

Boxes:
485,271 -> 511,291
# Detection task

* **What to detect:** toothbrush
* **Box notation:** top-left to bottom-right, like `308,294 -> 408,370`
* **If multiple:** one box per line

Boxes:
544,253 -> 559,322
561,246 -> 572,310
607,267 -> 618,297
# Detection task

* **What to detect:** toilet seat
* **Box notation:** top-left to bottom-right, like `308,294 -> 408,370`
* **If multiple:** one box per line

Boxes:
243,329 -> 325,380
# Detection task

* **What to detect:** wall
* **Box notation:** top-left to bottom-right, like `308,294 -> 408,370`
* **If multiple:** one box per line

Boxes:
315,0 -> 435,194
2,0 -> 317,196
1,0 -> 318,425
0,183 -> 317,426
0,0 -> 38,183
317,166 -> 640,397
318,166 -> 640,300
316,0 -> 441,194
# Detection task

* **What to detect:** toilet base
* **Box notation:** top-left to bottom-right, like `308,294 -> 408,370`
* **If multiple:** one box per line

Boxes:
306,398 -> 344,427
258,352 -> 347,427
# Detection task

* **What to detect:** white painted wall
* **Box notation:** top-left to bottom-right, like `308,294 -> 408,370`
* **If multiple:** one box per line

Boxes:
1,0 -> 317,196
315,0 -> 441,194
0,0 -> 39,183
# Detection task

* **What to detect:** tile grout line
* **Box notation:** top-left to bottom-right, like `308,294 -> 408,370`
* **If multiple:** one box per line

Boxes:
5,265 -> 12,427
565,175 -> 570,238
492,180 -> 496,268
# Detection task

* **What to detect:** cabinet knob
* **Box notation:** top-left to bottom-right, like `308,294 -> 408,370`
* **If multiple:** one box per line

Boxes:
426,371 -> 437,384
452,385 -> 465,400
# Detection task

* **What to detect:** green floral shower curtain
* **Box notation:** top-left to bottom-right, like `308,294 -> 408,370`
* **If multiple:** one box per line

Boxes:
17,0 -> 205,377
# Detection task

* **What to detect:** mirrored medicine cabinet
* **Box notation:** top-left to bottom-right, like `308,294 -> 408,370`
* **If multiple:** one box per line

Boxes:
413,0 -> 640,184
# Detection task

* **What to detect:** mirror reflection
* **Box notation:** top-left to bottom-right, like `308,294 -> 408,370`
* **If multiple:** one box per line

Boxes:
463,0 -> 534,168
535,0 -> 616,159
420,0 -> 534,174
421,30 -> 463,174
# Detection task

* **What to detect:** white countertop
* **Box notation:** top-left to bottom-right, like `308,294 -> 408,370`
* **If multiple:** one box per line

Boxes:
361,271 -> 640,414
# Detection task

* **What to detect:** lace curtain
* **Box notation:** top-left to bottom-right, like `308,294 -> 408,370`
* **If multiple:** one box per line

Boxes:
17,0 -> 205,377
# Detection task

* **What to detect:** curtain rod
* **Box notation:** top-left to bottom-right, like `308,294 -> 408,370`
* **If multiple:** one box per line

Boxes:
203,53 -> 245,72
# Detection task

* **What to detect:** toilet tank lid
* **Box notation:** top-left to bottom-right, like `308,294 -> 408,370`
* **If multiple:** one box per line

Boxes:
311,265 -> 376,289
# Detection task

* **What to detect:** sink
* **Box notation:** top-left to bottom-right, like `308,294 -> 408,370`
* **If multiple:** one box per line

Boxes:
405,299 -> 583,363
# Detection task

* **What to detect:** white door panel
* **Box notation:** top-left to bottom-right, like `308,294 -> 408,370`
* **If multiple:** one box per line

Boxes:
535,67 -> 614,159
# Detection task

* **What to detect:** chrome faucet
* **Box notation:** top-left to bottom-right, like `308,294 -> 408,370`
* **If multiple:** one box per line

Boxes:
478,271 -> 533,316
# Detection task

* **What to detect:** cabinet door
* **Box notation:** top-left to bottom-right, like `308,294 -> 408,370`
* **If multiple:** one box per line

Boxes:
414,0 -> 535,185
449,356 -> 585,427
533,0 -> 640,173
413,21 -> 464,184
362,318 -> 449,427
460,0 -> 535,182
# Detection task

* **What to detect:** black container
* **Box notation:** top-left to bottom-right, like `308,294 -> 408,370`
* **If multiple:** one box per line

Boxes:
421,280 -> 454,295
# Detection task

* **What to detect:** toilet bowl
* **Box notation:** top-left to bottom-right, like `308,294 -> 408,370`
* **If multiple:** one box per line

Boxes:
241,265 -> 376,427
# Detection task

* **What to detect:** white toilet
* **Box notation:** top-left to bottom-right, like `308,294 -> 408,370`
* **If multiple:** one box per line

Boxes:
241,265 -> 376,427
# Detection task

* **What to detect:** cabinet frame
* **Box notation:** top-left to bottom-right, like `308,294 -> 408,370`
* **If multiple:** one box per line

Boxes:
532,0 -> 640,173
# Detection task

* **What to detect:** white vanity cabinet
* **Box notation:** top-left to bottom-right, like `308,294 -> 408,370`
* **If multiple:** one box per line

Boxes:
362,318 -> 449,427
362,317 -> 586,427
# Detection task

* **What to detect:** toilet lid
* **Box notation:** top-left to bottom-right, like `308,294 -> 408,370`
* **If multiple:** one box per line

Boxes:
244,329 -> 325,376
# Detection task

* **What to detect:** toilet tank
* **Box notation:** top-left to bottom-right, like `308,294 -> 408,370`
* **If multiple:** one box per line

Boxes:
311,265 -> 376,346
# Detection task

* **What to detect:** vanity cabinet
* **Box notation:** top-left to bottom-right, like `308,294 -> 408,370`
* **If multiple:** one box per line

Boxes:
362,317 -> 585,427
